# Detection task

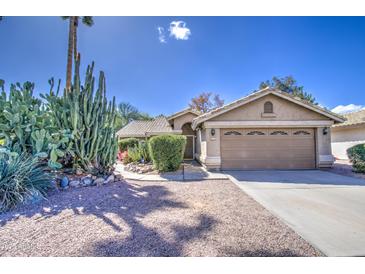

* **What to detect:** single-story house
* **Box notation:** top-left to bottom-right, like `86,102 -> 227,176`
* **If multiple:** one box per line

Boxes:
117,87 -> 345,170
331,109 -> 365,160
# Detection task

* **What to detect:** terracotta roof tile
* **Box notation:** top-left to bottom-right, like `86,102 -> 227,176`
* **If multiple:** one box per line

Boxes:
116,116 -> 174,138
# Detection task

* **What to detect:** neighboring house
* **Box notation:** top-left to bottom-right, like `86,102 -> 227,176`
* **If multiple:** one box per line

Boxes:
118,88 -> 345,169
331,109 -> 365,160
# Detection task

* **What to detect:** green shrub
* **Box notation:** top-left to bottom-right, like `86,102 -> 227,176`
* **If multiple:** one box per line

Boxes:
347,144 -> 365,173
122,154 -> 133,165
118,138 -> 139,151
148,135 -> 186,172
138,141 -> 150,162
0,152 -> 52,212
127,146 -> 141,162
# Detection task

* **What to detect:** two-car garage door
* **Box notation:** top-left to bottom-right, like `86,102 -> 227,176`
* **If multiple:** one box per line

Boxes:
221,128 -> 316,170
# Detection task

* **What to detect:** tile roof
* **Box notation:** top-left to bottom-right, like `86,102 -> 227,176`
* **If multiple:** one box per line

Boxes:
333,109 -> 365,128
116,115 -> 175,138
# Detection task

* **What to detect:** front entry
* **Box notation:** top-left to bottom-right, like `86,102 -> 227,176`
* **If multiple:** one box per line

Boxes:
184,135 -> 194,159
221,128 -> 316,170
182,123 -> 195,160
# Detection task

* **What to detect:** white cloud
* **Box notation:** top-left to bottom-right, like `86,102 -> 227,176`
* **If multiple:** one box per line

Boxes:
157,26 -> 166,43
169,21 -> 191,40
331,104 -> 365,114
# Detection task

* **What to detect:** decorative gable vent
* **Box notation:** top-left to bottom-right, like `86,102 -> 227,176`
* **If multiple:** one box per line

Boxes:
264,101 -> 273,113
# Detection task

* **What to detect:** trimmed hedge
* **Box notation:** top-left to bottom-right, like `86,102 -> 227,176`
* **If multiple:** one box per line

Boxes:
148,135 -> 186,172
347,144 -> 365,173
118,138 -> 139,151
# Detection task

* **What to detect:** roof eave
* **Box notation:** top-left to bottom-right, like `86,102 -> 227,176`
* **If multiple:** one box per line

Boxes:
167,108 -> 201,121
192,88 -> 345,129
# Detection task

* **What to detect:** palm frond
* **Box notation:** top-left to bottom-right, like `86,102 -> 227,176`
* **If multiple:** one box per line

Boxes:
82,16 -> 94,27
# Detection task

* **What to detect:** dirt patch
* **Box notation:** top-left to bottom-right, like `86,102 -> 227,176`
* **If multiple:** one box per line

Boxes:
0,179 -> 321,256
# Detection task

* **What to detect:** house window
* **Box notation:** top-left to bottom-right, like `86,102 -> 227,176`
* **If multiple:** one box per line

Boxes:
247,131 -> 265,136
224,131 -> 241,136
264,101 -> 273,113
270,130 -> 288,135
293,130 -> 311,136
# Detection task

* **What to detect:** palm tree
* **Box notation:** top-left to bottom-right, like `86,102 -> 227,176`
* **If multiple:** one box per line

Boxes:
117,102 -> 152,128
62,16 -> 94,91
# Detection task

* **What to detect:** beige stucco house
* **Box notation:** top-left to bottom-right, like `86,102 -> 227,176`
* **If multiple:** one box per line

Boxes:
117,87 -> 345,170
331,109 -> 365,160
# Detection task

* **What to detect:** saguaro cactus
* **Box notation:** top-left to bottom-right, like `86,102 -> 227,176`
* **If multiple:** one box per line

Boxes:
43,55 -> 118,174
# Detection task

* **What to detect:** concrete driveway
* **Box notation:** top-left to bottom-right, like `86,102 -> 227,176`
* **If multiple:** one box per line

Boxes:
225,170 -> 365,256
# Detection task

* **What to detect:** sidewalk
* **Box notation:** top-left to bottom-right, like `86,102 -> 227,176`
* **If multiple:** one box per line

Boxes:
114,161 -> 228,181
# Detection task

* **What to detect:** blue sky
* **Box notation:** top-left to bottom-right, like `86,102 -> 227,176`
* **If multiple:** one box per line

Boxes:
0,16 -> 364,116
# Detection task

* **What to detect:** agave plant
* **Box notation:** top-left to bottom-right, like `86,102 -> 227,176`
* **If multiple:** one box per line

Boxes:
0,152 -> 52,212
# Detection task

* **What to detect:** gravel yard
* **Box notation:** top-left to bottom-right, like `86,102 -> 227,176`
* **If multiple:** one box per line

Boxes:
0,179 -> 320,256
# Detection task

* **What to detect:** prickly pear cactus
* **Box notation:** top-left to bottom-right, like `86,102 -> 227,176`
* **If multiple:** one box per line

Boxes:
0,81 -> 53,154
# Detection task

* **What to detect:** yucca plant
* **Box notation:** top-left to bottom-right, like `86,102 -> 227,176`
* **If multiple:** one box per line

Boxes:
0,152 -> 51,212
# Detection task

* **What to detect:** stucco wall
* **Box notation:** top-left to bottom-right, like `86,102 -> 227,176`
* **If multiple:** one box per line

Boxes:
316,127 -> 334,167
171,112 -> 198,130
200,128 -> 221,169
195,128 -> 207,164
331,126 -> 365,159
211,94 -> 330,121
195,128 -> 222,169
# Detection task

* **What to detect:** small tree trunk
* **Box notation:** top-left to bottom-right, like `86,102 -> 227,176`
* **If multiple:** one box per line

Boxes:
73,17 -> 78,62
65,17 -> 75,91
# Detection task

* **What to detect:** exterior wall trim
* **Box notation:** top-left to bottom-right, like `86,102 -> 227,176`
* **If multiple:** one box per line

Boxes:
203,120 -> 334,128
146,130 -> 182,136
318,155 -> 335,168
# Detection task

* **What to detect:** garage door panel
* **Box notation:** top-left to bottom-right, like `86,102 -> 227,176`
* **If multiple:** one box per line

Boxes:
221,128 -> 315,170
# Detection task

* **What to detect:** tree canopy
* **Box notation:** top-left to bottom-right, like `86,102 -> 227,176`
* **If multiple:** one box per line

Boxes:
189,92 -> 224,113
259,76 -> 316,104
116,102 -> 152,129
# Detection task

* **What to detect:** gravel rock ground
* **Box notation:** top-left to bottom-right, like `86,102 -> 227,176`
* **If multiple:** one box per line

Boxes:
0,179 -> 321,257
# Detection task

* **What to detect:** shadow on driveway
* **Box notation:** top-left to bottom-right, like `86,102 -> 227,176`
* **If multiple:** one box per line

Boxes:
225,170 -> 365,187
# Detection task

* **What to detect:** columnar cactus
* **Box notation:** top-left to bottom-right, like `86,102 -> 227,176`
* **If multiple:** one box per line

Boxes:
43,55 -> 118,174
